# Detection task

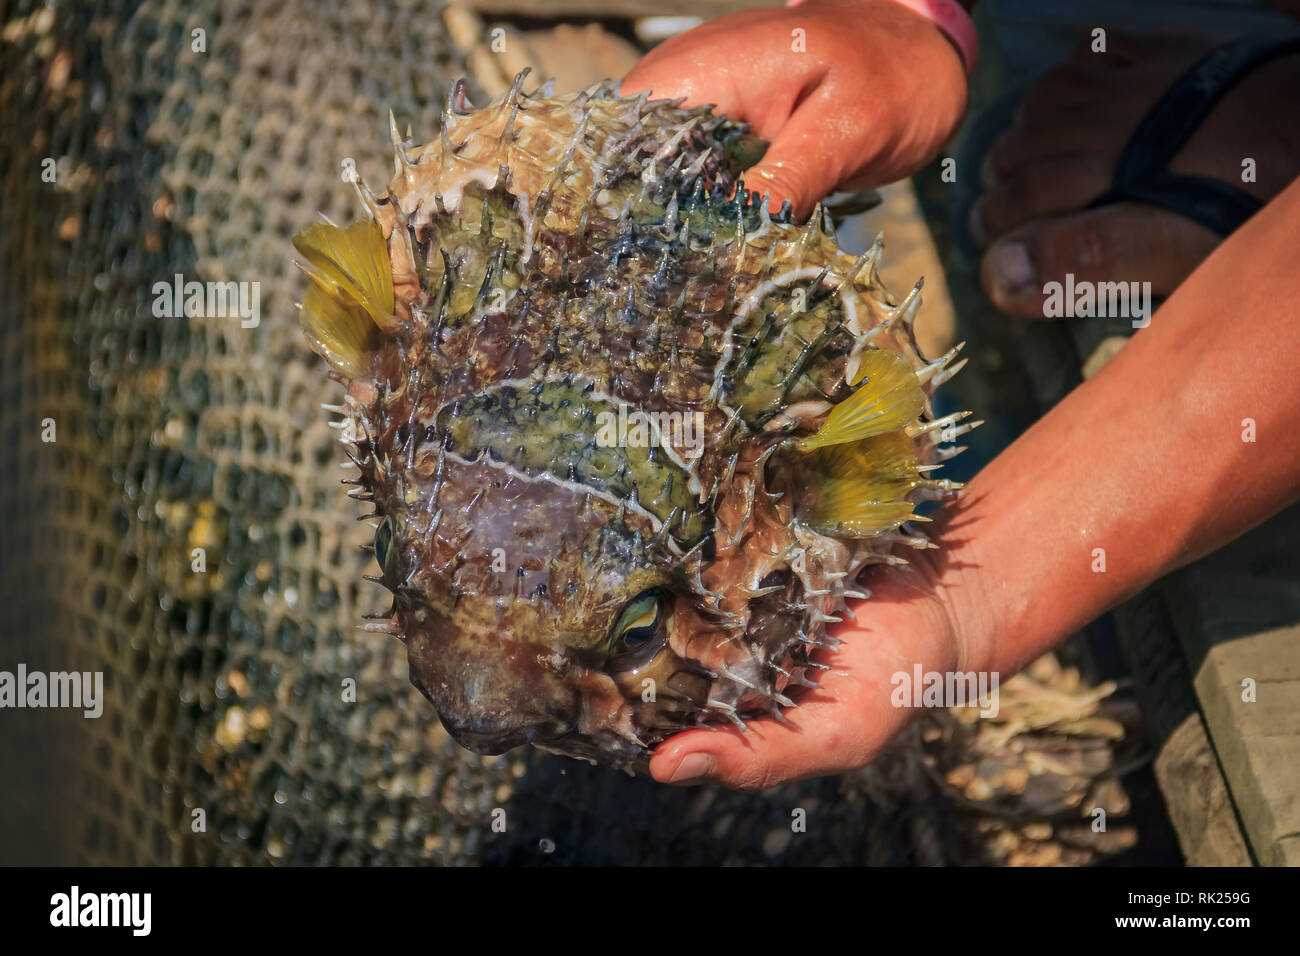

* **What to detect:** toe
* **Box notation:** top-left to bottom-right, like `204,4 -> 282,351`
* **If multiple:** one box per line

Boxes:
980,203 -> 1220,317
975,152 -> 1113,242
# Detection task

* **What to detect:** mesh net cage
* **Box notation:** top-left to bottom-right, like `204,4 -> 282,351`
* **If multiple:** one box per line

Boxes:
0,0 -> 1137,866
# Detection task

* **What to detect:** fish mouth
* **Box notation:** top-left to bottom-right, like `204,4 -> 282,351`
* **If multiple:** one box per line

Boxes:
436,652 -> 715,763
438,711 -> 574,756
407,587 -> 807,767
441,707 -> 657,774
565,654 -> 757,772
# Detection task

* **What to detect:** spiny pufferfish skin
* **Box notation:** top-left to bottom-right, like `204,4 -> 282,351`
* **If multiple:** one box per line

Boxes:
293,72 -> 973,773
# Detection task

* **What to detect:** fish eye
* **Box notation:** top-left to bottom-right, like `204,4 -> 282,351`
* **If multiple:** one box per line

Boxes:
374,517 -> 393,571
610,589 -> 663,650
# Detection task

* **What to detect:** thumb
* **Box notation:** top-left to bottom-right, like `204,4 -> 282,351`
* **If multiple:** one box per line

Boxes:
738,100 -> 848,221
739,97 -> 860,220
741,153 -> 824,222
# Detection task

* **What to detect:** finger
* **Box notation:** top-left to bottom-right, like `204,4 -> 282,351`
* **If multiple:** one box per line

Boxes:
623,48 -> 829,219
1018,63 -> 1110,118
979,203 -> 1220,317
649,628 -> 913,789
740,160 -> 819,221
739,90 -> 858,219
983,108 -> 1104,187
620,12 -> 787,118
620,56 -> 743,118
648,685 -> 883,791
972,152 -> 1112,243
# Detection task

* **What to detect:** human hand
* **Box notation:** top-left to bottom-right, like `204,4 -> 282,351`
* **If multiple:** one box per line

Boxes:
622,0 -> 969,218
649,543 -> 989,789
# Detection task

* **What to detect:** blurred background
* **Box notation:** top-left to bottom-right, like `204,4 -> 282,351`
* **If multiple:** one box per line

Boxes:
2,0 -> 1292,866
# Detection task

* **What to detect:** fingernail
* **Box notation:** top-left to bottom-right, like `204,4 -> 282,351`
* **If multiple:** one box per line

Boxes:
667,752 -> 715,785
989,240 -> 1036,293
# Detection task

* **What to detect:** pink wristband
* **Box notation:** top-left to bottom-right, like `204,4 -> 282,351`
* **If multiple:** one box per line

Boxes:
786,0 -> 979,75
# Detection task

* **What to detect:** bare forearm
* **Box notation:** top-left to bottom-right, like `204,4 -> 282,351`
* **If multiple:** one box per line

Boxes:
939,176 -> 1300,675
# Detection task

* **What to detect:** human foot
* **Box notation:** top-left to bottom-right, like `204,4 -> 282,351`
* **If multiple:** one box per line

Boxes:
973,31 -> 1300,316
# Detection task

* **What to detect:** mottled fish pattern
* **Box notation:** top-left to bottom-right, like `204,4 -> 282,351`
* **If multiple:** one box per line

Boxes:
293,73 -> 972,772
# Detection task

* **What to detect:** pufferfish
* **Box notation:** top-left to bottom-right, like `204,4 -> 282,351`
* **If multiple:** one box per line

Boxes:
293,72 -> 974,773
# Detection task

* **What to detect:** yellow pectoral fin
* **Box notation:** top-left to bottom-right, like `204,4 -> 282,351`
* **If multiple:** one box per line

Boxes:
807,500 -> 917,537
298,282 -> 381,377
800,430 -> 922,537
796,349 -> 925,451
293,218 -> 398,332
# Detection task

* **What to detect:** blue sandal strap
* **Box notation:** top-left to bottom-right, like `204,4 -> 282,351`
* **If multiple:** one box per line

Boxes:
1089,35 -> 1300,236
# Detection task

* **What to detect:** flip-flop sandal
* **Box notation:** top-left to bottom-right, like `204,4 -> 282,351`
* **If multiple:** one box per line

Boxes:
1088,34 -> 1300,236
942,32 -> 1300,416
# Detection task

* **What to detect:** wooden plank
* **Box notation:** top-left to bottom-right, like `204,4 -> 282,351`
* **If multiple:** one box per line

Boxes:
1277,836 -> 1300,867
1153,714 -> 1253,866
1191,696 -> 1300,868
1204,624 -> 1300,682
1201,648 -> 1300,738
1112,591 -> 1251,865
1165,503 -> 1300,867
